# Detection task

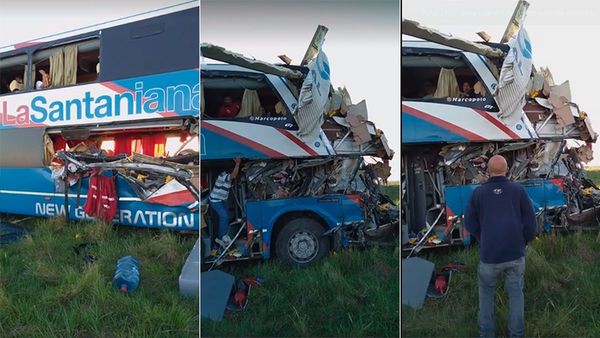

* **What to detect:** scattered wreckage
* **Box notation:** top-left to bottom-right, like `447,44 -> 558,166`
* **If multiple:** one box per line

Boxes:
200,26 -> 398,268
402,4 -> 600,254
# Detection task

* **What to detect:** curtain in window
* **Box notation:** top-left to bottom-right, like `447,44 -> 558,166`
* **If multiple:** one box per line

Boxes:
238,89 -> 261,118
433,68 -> 460,98
49,50 -> 64,87
114,135 -> 133,155
43,134 -> 55,165
23,65 -> 29,90
63,45 -> 78,85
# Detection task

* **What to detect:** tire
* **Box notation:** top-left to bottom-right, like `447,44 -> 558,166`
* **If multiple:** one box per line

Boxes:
275,217 -> 330,268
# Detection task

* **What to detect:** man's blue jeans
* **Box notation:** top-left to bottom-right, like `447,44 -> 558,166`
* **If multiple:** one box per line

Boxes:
210,200 -> 229,239
478,256 -> 525,338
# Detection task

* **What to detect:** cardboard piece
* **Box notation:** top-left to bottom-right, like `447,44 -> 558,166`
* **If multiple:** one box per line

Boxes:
347,99 -> 368,120
402,257 -> 435,309
554,105 -> 576,129
200,270 -> 235,321
345,114 -> 372,145
550,80 -> 572,102
476,31 -> 492,42
372,163 -> 391,183
577,143 -> 594,163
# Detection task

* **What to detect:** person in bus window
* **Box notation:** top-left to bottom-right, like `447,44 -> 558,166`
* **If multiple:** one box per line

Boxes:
9,76 -> 24,92
460,81 -> 480,98
216,95 -> 241,118
420,81 -> 436,99
35,69 -> 51,90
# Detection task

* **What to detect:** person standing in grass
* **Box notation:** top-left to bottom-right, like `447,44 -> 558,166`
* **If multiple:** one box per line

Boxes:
465,154 -> 537,338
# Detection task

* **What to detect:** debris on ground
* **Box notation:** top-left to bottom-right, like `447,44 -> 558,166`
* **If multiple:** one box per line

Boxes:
402,257 -> 435,309
201,269 -> 235,321
0,222 -> 29,245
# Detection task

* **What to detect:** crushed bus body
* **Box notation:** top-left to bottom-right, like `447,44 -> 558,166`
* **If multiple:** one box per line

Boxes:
0,3 -> 200,231
200,33 -> 398,267
401,16 -> 600,254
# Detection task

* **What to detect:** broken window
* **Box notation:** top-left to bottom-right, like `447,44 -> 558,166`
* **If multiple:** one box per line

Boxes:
32,39 -> 100,90
401,52 -> 497,110
0,54 -> 27,95
202,75 -> 290,120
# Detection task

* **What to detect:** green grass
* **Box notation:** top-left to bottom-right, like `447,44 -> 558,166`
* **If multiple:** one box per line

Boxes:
201,245 -> 399,337
201,183 -> 400,337
0,184 -> 400,337
403,170 -> 600,337
0,216 -> 198,337
402,232 -> 600,337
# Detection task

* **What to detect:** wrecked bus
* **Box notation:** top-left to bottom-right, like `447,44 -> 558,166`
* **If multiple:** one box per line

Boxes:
401,19 -> 599,253
200,38 -> 398,267
0,2 -> 201,231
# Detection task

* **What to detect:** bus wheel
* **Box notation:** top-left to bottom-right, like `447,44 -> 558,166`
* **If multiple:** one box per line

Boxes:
275,218 -> 330,267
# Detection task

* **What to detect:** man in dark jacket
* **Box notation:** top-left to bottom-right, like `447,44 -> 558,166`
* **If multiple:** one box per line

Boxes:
465,154 -> 537,338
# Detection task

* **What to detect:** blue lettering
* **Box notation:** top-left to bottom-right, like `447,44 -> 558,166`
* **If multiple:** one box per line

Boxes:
49,101 -> 64,122
30,96 -> 48,123
94,95 -> 112,118
143,88 -> 165,113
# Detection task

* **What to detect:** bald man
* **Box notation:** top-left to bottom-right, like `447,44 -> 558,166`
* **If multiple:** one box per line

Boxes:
465,154 -> 537,338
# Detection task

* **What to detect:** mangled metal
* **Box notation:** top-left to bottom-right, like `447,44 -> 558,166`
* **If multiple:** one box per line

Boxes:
402,4 -> 600,254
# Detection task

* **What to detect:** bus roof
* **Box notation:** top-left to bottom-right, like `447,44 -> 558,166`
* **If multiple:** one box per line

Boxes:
0,1 -> 197,55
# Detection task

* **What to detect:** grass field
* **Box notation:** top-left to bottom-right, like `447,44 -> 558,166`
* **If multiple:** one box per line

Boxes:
0,216 -> 198,337
0,184 -> 399,337
402,169 -> 600,337
201,183 -> 400,337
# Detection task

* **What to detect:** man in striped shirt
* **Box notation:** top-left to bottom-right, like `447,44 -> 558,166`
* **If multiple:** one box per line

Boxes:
210,158 -> 241,244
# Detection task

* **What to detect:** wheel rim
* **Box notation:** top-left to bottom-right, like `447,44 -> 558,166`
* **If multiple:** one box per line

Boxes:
288,230 -> 319,263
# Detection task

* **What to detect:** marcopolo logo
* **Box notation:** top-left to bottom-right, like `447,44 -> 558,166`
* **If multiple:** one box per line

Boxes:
0,81 -> 200,127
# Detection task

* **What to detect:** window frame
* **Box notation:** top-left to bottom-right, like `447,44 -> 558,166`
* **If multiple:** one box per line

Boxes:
402,47 -> 500,112
201,69 -> 299,130
30,36 -> 101,94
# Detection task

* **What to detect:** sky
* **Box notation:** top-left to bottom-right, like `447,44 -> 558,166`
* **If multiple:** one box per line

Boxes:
402,0 -> 600,167
0,0 -> 401,180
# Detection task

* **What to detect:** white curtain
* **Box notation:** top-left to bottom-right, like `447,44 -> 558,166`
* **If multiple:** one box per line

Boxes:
433,68 -> 460,98
63,45 -> 78,85
238,89 -> 262,118
49,50 -> 64,87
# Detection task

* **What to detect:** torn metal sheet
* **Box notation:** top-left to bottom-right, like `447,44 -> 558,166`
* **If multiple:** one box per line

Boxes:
294,50 -> 331,141
200,270 -> 235,321
300,25 -> 329,66
200,43 -> 303,80
495,26 -> 533,127
402,257 -> 435,309
499,0 -> 530,43
402,18 -> 504,58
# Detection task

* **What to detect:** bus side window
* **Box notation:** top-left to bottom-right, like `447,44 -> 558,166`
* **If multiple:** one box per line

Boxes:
31,38 -> 100,90
99,8 -> 199,81
203,76 -> 288,119
0,54 -> 28,95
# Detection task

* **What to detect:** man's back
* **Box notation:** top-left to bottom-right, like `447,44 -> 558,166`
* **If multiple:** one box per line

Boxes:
465,176 -> 537,264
